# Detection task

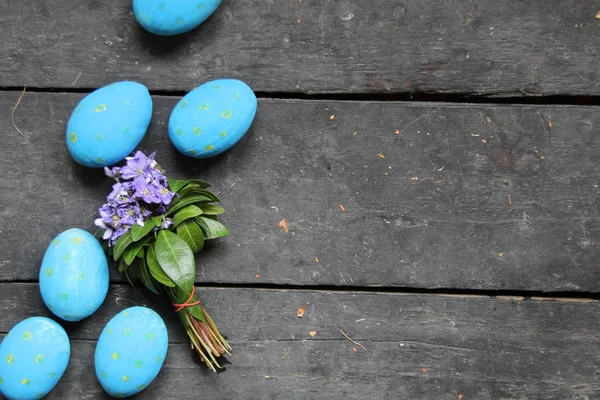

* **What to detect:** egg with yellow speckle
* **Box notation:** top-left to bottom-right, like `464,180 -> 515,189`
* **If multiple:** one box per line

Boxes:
133,0 -> 222,36
169,79 -> 257,158
95,307 -> 168,397
0,317 -> 70,400
39,228 -> 109,322
66,81 -> 152,167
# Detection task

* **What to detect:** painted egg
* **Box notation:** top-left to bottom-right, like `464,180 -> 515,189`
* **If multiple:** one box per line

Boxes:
95,307 -> 168,397
133,0 -> 222,36
169,79 -> 257,158
39,228 -> 109,322
66,81 -> 152,167
0,317 -> 70,400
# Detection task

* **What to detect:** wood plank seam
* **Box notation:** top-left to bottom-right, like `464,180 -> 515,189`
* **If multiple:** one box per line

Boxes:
2,280 -> 600,302
2,87 -> 600,106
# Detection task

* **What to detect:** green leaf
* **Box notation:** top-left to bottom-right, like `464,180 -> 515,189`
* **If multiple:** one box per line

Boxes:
155,230 -> 195,293
118,259 -> 128,273
152,216 -> 163,226
199,204 -> 225,215
146,243 -> 176,287
195,216 -> 229,239
136,247 -> 145,258
125,259 -> 142,284
176,220 -> 205,253
189,179 -> 212,189
123,269 -> 134,286
169,286 -> 205,321
167,178 -> 191,193
139,257 -> 160,294
113,230 -> 134,262
173,205 -> 204,228
197,188 -> 220,203
131,220 -> 157,242
179,186 -> 221,203
185,301 -> 205,320
166,195 -> 212,216
177,184 -> 198,199
122,237 -> 151,266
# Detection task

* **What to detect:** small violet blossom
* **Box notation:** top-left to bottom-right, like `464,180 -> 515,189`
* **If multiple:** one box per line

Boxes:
119,151 -> 157,179
95,151 -> 175,246
161,218 -> 174,229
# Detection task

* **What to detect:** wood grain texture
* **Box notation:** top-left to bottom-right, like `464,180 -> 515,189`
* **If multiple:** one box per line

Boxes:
0,284 -> 598,399
1,0 -> 599,96
1,92 -> 600,291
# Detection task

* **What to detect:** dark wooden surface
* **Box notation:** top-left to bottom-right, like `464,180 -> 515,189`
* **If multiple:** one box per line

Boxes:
2,92 -> 600,291
1,0 -> 599,96
2,1 -> 600,399
1,283 -> 599,399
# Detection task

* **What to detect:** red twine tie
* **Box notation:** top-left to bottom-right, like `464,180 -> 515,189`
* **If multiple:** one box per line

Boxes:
172,286 -> 200,312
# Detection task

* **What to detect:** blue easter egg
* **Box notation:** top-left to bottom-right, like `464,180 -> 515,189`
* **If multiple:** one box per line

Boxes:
95,307 -> 168,397
168,79 -> 257,158
66,81 -> 152,167
39,228 -> 109,322
0,317 -> 70,400
133,0 -> 221,36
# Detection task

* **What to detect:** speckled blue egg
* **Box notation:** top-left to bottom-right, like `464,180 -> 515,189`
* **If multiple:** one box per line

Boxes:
169,79 -> 257,158
0,317 -> 70,400
66,81 -> 152,167
133,0 -> 221,36
39,228 -> 109,322
95,307 -> 168,397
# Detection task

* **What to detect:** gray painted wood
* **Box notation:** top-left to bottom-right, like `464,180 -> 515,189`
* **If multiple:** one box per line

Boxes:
0,284 -> 598,399
2,92 -> 600,291
1,0 -> 599,96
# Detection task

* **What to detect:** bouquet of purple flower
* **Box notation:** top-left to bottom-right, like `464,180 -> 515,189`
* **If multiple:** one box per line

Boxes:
95,151 -> 231,372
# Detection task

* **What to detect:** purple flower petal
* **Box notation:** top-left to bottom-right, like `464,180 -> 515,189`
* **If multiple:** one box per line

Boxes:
102,228 -> 113,240
133,175 -> 162,204
120,151 -> 154,180
160,218 -> 173,229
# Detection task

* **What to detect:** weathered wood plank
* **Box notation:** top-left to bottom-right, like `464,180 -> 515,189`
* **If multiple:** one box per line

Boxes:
0,284 -> 598,399
2,92 -> 600,291
1,0 -> 599,96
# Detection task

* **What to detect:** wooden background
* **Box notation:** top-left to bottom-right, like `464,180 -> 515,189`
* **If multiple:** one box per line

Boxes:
0,1 -> 599,399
